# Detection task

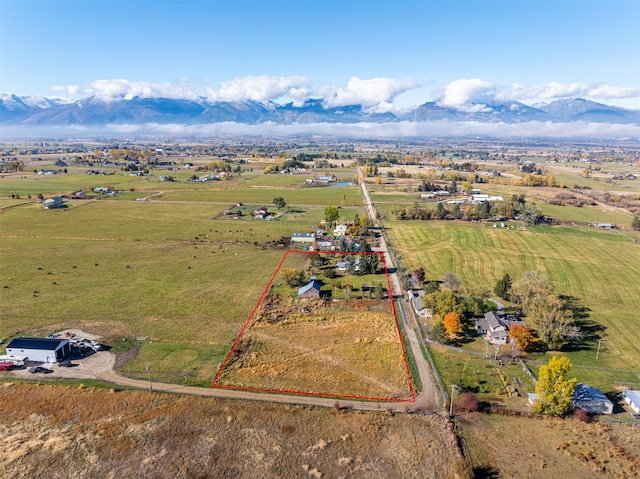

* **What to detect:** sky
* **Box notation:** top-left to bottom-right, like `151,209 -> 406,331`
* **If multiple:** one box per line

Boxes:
1,0 -> 639,113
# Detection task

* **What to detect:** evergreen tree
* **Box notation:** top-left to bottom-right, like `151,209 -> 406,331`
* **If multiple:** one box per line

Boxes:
494,273 -> 512,300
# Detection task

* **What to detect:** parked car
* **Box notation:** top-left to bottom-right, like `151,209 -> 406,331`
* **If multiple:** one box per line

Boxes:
58,360 -> 72,367
29,366 -> 53,374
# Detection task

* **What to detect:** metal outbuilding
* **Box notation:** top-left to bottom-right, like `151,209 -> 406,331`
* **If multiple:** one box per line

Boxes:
573,383 -> 614,414
622,390 -> 640,414
6,338 -> 71,363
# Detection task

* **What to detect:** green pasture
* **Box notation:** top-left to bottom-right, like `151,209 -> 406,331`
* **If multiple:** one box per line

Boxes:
427,343 -> 536,408
153,185 -> 364,206
538,203 -> 634,227
387,219 -> 640,387
119,341 -> 230,386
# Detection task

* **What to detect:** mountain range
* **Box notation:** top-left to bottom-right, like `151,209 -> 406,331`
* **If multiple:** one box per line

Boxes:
2,94 -> 639,127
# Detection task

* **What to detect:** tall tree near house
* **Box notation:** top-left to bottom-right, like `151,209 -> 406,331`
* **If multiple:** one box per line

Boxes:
413,267 -> 426,283
280,268 -> 305,287
359,253 -> 380,275
508,324 -> 535,352
441,271 -> 461,292
344,283 -> 353,300
493,273 -> 512,300
272,197 -> 286,209
324,205 -> 339,225
534,356 -> 577,416
443,312 -> 462,339
527,294 -> 581,349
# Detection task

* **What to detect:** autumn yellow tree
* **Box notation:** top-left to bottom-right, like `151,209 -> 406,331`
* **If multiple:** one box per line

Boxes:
443,312 -> 462,339
534,356 -> 577,416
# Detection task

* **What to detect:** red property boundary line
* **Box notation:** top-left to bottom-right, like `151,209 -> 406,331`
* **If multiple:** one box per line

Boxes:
211,250 -> 416,403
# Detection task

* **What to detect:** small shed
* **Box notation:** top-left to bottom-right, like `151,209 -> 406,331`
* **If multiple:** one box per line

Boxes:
6,338 -> 71,363
43,196 -> 64,209
297,280 -> 321,299
622,390 -> 640,414
291,233 -> 315,244
573,383 -> 614,414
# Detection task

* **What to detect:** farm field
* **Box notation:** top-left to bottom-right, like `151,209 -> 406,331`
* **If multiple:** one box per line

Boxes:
385,219 -> 640,393
0,168 -> 365,385
214,252 -> 413,400
0,383 -> 470,479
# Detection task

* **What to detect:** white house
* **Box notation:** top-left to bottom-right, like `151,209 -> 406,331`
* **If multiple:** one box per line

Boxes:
333,224 -> 348,237
6,338 -> 71,363
622,390 -> 640,414
475,312 -> 526,345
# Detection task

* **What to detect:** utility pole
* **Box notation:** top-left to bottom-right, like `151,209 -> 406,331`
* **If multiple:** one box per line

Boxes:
449,384 -> 458,418
146,363 -> 152,392
596,340 -> 602,360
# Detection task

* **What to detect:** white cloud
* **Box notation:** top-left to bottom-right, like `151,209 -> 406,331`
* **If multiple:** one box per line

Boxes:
87,79 -> 200,101
318,77 -> 419,110
50,84 -> 81,95
206,75 -> 310,103
496,82 -> 640,103
438,78 -> 495,109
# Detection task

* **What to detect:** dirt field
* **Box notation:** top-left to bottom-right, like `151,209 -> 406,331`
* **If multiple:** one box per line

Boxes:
458,413 -> 640,478
215,295 -> 413,400
0,383 -> 470,479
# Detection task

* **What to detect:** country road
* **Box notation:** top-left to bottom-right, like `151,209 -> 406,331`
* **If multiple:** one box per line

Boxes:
358,167 -> 440,411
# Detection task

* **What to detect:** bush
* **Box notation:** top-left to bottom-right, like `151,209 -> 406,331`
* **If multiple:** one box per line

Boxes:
456,392 -> 479,412
573,408 -> 591,423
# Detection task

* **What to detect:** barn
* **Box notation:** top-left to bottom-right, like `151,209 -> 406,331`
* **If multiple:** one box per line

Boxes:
297,280 -> 321,299
6,338 -> 71,363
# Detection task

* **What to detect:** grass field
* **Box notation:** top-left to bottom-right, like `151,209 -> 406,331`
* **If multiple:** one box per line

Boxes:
0,192 -> 346,385
458,413 -> 640,478
385,219 -> 640,392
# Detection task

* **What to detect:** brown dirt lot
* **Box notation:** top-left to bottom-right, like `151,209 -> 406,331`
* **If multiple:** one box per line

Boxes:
0,383 -> 469,479
458,413 -> 640,478
216,296 -> 412,400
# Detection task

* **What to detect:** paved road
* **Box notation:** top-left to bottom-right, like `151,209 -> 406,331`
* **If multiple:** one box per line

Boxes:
358,168 -> 439,411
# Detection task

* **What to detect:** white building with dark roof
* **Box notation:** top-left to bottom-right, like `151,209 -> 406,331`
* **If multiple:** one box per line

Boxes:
6,338 -> 71,363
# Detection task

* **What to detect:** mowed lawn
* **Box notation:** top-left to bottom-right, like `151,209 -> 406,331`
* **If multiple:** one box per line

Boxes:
386,220 -> 640,381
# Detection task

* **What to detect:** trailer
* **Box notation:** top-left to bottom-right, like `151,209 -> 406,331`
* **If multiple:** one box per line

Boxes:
0,355 -> 28,366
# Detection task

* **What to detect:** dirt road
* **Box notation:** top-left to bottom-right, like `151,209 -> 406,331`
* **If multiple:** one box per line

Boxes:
358,167 -> 440,411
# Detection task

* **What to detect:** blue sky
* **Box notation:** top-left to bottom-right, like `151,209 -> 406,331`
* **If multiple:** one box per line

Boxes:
1,0 -> 639,110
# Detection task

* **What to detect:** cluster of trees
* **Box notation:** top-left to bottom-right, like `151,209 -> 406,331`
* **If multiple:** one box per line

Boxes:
0,159 -> 24,172
420,272 -> 490,344
633,216 -> 640,231
522,173 -> 556,187
392,194 -> 544,225
497,271 -> 582,350
361,165 -> 379,177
